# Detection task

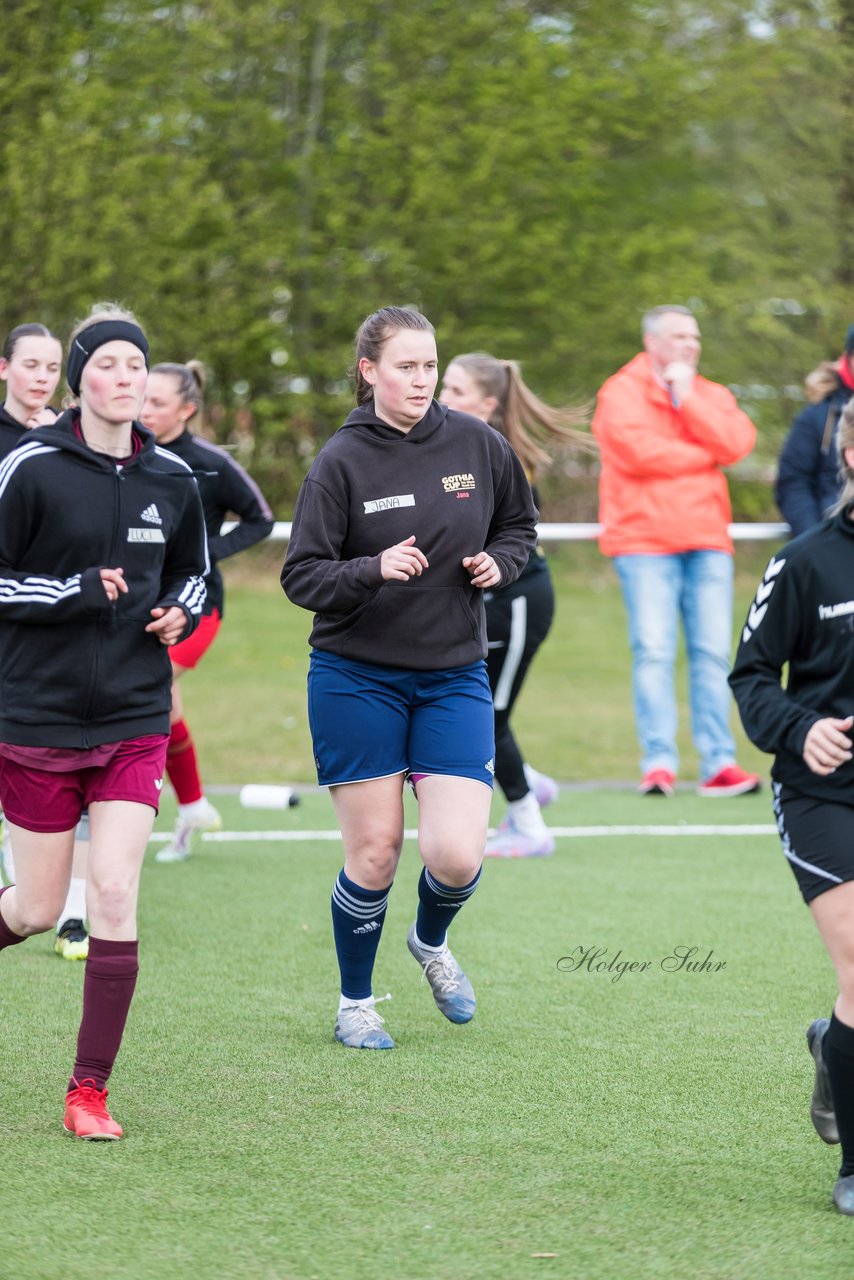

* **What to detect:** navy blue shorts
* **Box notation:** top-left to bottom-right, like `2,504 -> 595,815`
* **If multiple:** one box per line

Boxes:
307,650 -> 495,788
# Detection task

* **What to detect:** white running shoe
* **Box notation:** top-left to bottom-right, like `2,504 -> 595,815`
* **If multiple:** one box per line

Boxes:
484,814 -> 555,859
155,798 -> 222,863
523,765 -> 559,809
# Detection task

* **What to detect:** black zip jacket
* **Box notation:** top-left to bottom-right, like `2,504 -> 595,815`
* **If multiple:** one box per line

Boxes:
729,507 -> 854,799
158,430 -> 274,617
0,409 -> 208,747
281,400 -> 538,670
0,404 -> 27,457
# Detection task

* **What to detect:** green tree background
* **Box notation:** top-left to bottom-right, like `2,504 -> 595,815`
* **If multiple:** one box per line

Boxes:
0,0 -> 846,514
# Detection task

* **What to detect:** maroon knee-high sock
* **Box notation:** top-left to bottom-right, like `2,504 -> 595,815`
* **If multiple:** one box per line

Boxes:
0,886 -> 26,950
70,936 -> 139,1092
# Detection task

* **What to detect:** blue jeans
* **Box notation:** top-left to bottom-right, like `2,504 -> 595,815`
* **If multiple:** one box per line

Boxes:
613,551 -> 737,780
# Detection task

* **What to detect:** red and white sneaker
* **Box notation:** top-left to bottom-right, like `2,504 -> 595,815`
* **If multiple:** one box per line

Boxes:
698,765 -> 761,797
64,1078 -> 123,1140
638,768 -> 676,797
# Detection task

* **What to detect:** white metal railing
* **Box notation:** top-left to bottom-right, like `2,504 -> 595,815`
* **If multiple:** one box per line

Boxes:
225,521 -> 790,542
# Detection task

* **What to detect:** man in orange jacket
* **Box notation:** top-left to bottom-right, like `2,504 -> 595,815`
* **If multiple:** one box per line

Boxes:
593,305 -> 761,797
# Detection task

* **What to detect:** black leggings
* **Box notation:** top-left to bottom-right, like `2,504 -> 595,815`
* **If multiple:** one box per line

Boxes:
485,568 -> 555,802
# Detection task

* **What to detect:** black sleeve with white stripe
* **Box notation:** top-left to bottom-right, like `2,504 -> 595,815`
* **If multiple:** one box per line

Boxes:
0,452 -> 112,622
0,563 -> 112,622
729,553 -> 821,757
205,452 -> 274,564
154,479 -> 209,637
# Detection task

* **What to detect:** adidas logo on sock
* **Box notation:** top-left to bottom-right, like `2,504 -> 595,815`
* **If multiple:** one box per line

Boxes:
353,920 -> 380,934
141,504 -> 162,525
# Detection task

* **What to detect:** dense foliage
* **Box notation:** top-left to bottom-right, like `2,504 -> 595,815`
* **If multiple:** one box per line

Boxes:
0,1 -> 846,509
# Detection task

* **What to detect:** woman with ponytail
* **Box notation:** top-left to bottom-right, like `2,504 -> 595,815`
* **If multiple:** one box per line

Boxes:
441,353 -> 592,857
282,307 -> 537,1050
141,360 -> 274,861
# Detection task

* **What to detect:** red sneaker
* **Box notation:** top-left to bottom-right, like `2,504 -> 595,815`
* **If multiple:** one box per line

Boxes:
64,1078 -> 123,1140
697,765 -> 761,797
639,768 -> 676,797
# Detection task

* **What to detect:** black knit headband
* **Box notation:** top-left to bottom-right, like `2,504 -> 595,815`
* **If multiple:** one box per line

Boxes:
67,320 -> 150,395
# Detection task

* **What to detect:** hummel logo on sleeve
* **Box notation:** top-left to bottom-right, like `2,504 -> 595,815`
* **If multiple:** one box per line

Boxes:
818,600 -> 854,620
141,504 -> 162,525
742,555 -> 786,642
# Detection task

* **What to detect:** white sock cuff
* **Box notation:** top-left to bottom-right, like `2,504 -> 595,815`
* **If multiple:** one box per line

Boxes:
338,993 -> 375,1011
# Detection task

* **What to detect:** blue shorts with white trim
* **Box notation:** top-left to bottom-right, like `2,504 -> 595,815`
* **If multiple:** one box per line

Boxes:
307,649 -> 495,788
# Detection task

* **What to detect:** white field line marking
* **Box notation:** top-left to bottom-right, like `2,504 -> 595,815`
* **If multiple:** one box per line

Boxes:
148,823 -> 778,844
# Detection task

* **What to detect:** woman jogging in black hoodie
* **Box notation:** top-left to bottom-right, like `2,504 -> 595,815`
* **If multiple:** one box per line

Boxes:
0,304 -> 207,1139
730,396 -> 854,1216
281,306 -> 537,1050
141,359 -> 275,862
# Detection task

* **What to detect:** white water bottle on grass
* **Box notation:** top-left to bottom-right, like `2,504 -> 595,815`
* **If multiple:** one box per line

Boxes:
239,785 -> 300,810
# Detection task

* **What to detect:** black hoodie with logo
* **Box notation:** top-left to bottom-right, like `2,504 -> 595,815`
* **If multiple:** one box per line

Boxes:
281,400 -> 538,671
0,409 -> 208,746
730,506 -> 854,800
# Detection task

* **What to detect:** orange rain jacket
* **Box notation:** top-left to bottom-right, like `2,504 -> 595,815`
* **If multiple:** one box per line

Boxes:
592,353 -> 756,557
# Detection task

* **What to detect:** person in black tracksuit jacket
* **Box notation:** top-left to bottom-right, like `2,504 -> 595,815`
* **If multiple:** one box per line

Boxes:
441,351 -> 593,858
730,398 -> 854,1214
0,308 -> 207,1141
0,321 -> 95,957
281,307 -> 537,1052
140,360 -> 275,862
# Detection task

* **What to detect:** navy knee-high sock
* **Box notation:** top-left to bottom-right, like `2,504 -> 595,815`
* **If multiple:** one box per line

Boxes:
416,867 -> 482,948
331,869 -> 392,1001
824,1013 -> 854,1177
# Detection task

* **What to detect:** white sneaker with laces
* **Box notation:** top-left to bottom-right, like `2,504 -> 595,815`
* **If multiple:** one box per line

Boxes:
155,798 -> 222,863
406,925 -> 476,1023
335,995 -> 394,1049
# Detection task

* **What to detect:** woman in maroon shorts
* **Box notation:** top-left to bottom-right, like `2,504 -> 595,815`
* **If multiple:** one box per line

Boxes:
0,303 -> 207,1139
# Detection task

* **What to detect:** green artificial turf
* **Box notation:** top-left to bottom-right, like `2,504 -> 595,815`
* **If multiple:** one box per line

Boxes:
4,788 -> 852,1280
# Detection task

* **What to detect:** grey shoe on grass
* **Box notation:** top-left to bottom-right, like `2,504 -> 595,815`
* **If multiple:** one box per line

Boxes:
406,924 -> 475,1024
806,1018 -> 839,1145
335,1000 -> 394,1050
833,1175 -> 854,1216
